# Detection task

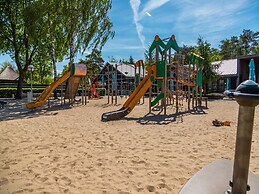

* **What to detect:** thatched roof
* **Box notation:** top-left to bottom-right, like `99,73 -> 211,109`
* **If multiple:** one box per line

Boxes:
0,66 -> 19,80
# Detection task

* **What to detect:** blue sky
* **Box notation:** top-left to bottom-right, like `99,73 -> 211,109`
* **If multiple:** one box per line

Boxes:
1,0 -> 259,72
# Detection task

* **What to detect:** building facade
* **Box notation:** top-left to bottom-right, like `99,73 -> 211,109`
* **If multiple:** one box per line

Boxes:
93,62 -> 145,95
208,54 -> 259,93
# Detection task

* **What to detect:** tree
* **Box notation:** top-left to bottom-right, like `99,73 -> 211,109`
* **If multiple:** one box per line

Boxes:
129,55 -> 134,64
219,29 -> 259,59
79,49 -> 104,78
61,0 -> 114,66
28,51 -> 53,84
209,48 -> 222,62
180,44 -> 196,65
0,0 -> 114,99
196,36 -> 219,94
43,0 -> 68,98
255,45 -> 259,54
108,56 -> 118,63
144,49 -> 155,65
0,0 -> 46,98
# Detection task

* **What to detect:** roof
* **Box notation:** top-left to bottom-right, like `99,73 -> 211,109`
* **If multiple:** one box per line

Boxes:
212,59 -> 237,76
0,66 -> 19,80
105,62 -> 145,77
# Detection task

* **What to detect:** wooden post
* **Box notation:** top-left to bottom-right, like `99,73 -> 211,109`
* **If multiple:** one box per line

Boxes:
149,52 -> 152,113
115,64 -> 118,105
176,56 -> 179,112
142,64 -> 145,104
82,77 -> 85,105
188,63 -> 191,110
163,49 -> 167,115
107,66 -> 110,104
111,65 -> 114,104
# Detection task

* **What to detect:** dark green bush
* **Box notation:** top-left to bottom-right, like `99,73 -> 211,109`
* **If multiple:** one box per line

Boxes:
204,93 -> 224,99
0,88 -> 45,98
0,88 -> 17,98
97,88 -> 106,96
0,87 -> 106,98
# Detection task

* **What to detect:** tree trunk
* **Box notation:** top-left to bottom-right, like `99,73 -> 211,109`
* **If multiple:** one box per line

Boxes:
51,31 -> 58,99
16,71 -> 25,99
69,31 -> 76,67
48,11 -> 58,99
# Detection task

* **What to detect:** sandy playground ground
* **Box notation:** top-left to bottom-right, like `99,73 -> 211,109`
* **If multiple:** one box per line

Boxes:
0,97 -> 259,194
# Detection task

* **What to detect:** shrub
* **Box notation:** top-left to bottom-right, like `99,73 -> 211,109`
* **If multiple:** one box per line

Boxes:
97,88 -> 106,96
0,88 -> 17,98
0,88 -> 45,98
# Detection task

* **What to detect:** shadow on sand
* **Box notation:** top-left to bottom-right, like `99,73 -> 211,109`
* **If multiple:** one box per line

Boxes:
124,106 -> 207,125
0,98 -> 78,122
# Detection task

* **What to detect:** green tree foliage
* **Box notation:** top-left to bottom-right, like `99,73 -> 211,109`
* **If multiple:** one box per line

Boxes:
108,56 -> 118,63
144,49 -> 156,65
61,0 -> 114,65
0,0 -> 45,98
219,29 -> 259,59
60,65 -> 69,76
0,0 -> 114,99
79,49 -> 104,78
41,0 -> 68,98
129,55 -> 134,64
196,37 -> 220,93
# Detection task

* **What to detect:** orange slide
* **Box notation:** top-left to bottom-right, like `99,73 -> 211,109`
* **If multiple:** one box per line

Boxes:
101,65 -> 155,121
26,63 -> 87,109
26,71 -> 71,109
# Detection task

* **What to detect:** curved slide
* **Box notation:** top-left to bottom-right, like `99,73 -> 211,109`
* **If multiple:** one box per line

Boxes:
26,71 -> 71,109
102,65 -> 154,121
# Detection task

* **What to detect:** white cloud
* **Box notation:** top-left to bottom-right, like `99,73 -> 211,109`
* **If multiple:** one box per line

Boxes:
130,0 -> 145,48
139,0 -> 170,19
130,0 -> 170,49
170,0 -> 252,39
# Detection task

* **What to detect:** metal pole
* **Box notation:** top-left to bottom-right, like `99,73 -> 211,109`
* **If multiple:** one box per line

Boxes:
30,70 -> 33,94
232,106 -> 255,194
231,80 -> 259,194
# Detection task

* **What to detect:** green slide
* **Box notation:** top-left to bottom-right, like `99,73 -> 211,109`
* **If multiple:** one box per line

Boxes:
151,93 -> 164,107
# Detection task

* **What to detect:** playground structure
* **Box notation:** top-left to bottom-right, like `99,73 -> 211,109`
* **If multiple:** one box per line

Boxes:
179,80 -> 259,194
147,35 -> 206,114
26,63 -> 87,109
93,61 -> 145,105
105,60 -> 145,104
102,34 -> 207,121
88,82 -> 101,99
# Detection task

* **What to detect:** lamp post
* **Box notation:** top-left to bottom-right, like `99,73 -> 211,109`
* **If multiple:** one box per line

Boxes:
28,65 -> 34,97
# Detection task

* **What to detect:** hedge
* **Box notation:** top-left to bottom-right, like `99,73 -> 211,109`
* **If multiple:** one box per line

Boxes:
77,88 -> 106,96
0,88 -> 46,98
0,87 -> 107,98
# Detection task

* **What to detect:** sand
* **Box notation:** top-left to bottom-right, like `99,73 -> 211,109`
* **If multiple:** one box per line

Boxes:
0,97 -> 259,194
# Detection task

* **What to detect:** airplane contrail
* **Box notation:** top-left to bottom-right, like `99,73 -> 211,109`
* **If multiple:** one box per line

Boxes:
146,12 -> 152,17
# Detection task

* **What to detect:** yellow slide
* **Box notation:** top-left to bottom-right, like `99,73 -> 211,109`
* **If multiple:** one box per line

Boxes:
26,71 -> 71,109
123,67 -> 152,111
102,65 -> 154,121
